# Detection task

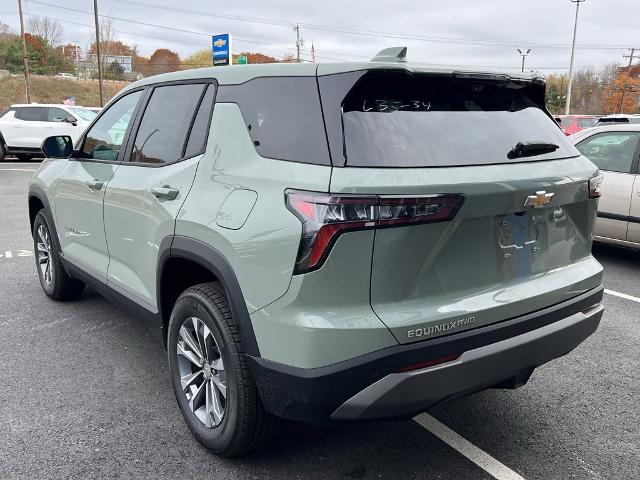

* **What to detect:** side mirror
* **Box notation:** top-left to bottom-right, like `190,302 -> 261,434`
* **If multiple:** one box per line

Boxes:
41,135 -> 73,158
64,116 -> 77,125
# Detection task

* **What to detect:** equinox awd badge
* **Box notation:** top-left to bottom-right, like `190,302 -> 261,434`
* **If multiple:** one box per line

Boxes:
407,316 -> 476,338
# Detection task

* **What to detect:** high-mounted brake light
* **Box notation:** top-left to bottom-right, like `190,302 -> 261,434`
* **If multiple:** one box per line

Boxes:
285,190 -> 465,274
589,173 -> 603,199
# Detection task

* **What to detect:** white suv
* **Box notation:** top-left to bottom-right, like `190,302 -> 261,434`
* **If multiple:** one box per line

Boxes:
0,104 -> 96,161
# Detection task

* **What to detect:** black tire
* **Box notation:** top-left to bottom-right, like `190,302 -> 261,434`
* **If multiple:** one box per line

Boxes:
33,210 -> 85,300
0,143 -> 5,161
168,282 -> 279,456
15,153 -> 33,161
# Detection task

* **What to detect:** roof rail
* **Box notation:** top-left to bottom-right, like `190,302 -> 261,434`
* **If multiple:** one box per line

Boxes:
371,47 -> 407,63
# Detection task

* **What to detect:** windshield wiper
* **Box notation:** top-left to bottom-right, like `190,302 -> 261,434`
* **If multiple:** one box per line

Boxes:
508,141 -> 559,159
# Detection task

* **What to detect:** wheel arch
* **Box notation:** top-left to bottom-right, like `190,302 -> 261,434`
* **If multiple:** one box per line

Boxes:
28,186 -> 59,244
157,235 -> 260,357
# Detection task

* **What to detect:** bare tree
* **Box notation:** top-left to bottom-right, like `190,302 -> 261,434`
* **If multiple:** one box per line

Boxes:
26,16 -> 62,47
0,22 -> 11,39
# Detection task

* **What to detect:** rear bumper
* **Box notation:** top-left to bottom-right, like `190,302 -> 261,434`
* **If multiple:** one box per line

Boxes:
249,286 -> 604,424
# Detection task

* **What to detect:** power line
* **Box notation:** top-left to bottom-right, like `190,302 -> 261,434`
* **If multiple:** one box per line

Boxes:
18,6 -> 623,72
24,0 -> 636,52
102,0 -> 634,51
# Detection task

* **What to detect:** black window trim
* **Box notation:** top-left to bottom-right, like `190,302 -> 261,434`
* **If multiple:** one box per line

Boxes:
122,78 -> 218,168
69,77 -> 218,167
576,130 -> 640,175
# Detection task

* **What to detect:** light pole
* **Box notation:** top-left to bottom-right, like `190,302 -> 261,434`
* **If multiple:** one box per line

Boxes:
17,0 -> 30,103
517,48 -> 531,73
565,0 -> 586,115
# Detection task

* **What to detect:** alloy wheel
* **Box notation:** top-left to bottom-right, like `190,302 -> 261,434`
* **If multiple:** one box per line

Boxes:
37,224 -> 53,286
176,317 -> 227,428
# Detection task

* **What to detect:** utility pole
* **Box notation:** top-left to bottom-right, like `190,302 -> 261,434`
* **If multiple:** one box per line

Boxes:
517,48 -> 531,73
17,0 -> 31,103
293,24 -> 302,63
619,48 -> 638,114
623,47 -> 638,68
93,0 -> 104,106
565,0 -> 585,115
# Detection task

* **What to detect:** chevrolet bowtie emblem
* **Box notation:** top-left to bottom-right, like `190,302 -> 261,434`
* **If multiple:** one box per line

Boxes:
524,191 -> 554,208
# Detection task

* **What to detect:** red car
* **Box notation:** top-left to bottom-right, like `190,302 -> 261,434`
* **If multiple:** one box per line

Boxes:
554,115 -> 597,136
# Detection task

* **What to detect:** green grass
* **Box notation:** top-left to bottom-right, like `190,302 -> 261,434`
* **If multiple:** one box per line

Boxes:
0,75 -> 130,109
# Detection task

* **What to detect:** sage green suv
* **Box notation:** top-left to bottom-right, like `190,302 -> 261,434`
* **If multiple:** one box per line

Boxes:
29,47 -> 605,456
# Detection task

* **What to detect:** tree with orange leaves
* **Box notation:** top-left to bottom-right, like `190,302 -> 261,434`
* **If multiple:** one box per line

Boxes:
602,72 -> 640,114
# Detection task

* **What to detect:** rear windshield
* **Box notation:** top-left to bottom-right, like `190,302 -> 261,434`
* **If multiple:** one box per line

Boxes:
321,71 -> 577,167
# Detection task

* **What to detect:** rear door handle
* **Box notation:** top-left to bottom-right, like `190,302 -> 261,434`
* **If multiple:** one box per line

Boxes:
86,179 -> 104,191
150,186 -> 179,200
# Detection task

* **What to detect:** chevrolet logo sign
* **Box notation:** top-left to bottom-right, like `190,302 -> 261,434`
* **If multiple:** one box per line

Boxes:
524,191 -> 554,208
213,38 -> 227,48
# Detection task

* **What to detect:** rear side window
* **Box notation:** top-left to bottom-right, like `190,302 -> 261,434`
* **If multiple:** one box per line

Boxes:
319,71 -> 577,167
217,77 -> 330,165
131,83 -> 205,165
17,107 -> 46,121
184,84 -> 215,158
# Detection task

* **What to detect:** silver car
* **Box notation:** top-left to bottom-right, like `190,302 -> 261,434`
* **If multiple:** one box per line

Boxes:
571,124 -> 640,247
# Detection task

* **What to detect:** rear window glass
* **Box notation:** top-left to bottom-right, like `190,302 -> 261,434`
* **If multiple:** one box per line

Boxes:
217,77 -> 330,165
321,71 -> 577,167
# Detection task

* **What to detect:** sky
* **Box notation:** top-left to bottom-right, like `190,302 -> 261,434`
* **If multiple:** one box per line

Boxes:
3,0 -> 640,74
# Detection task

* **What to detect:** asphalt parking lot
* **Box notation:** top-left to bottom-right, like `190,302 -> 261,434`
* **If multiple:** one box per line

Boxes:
1,160 -> 638,480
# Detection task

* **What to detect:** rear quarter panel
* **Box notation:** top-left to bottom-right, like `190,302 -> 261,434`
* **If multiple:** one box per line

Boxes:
176,102 -> 332,313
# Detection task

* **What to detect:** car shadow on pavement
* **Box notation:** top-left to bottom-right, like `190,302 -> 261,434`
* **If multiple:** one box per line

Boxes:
592,242 -> 640,265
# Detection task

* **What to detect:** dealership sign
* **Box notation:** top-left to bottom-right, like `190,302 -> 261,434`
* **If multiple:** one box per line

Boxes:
212,34 -> 232,66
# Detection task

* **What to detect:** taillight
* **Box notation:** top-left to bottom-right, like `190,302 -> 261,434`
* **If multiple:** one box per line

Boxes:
589,173 -> 603,199
285,190 -> 465,274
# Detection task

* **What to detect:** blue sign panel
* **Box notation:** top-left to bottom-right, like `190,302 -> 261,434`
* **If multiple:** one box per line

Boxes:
212,34 -> 231,66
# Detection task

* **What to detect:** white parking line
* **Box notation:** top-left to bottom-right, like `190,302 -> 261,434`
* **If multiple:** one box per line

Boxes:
0,168 -> 37,172
604,288 -> 640,303
415,414 -> 525,480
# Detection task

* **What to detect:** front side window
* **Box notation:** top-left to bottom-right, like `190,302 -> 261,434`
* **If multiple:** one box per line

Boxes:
576,132 -> 640,173
131,83 -> 205,164
18,107 -> 46,122
81,90 -> 143,161
48,108 -> 73,122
